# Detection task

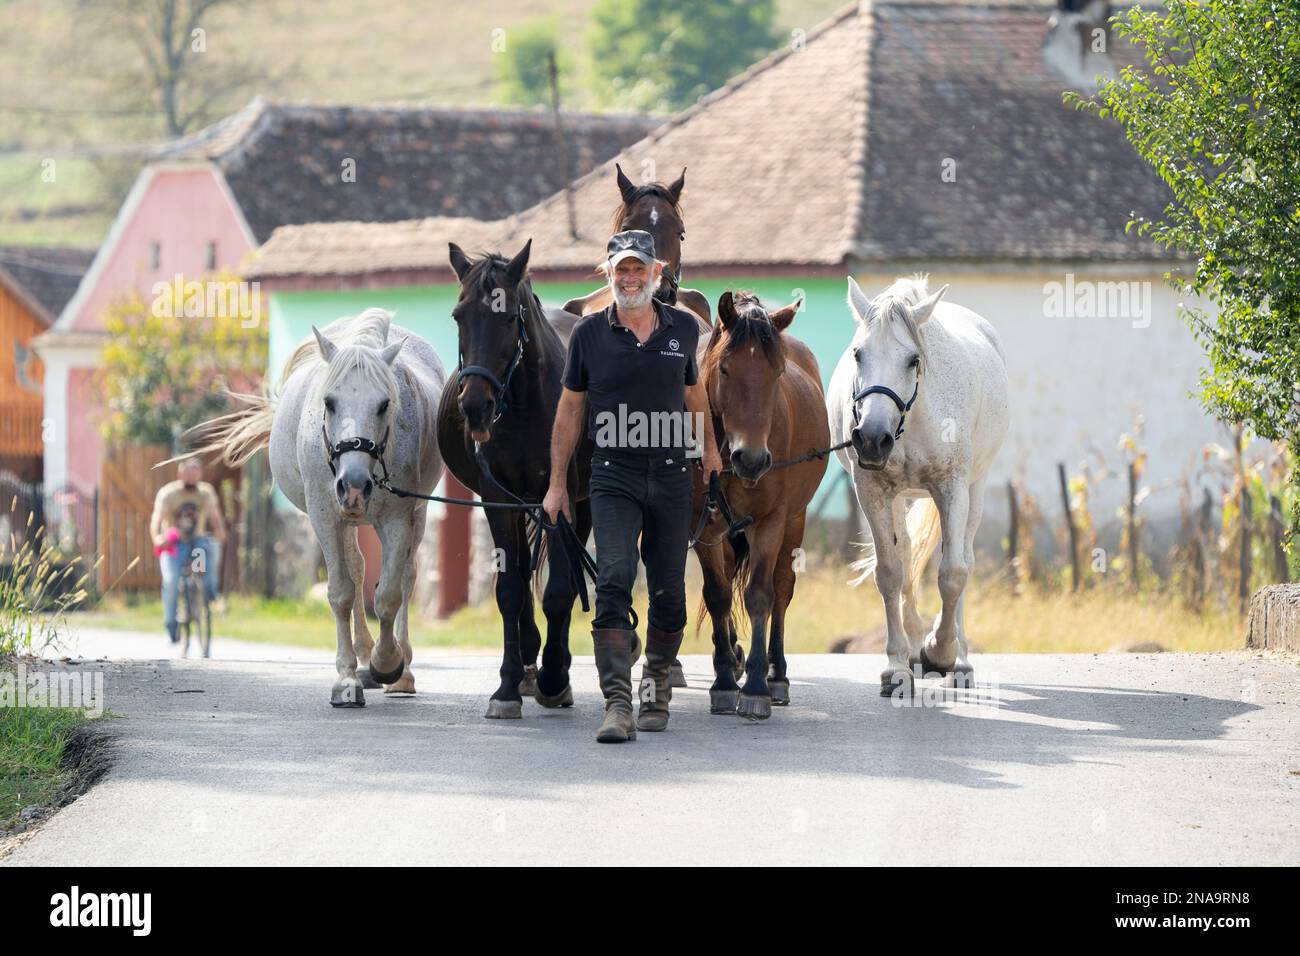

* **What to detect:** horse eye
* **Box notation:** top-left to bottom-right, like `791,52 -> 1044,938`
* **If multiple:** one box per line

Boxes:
324,397 -> 336,414
377,399 -> 390,416
719,366 -> 729,377
908,355 -> 920,369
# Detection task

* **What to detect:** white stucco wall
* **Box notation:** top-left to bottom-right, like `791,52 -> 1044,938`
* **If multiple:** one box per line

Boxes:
853,264 -> 1234,530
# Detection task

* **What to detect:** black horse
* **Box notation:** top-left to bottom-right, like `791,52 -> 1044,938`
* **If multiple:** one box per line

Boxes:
437,239 -> 594,719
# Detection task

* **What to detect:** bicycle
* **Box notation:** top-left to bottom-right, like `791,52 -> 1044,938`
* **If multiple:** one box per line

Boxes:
175,531 -> 212,659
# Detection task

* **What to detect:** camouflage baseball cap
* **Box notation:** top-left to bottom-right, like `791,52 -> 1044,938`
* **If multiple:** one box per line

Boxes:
606,229 -> 656,266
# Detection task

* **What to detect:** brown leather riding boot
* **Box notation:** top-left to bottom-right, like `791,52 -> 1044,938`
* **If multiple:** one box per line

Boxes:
593,628 -> 640,743
637,625 -> 684,732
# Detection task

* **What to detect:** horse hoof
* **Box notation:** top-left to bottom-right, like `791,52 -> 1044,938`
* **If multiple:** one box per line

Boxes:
737,693 -> 772,721
880,668 -> 914,697
369,658 -> 405,686
485,699 -> 523,719
669,660 -> 687,688
330,684 -> 366,708
768,679 -> 790,706
710,688 -> 739,714
534,684 -> 574,709
518,665 -> 538,697
918,645 -> 955,678
356,668 -> 382,690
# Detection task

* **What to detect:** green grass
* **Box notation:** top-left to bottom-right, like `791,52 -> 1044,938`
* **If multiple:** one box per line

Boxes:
0,705 -> 90,831
75,560 -> 1246,655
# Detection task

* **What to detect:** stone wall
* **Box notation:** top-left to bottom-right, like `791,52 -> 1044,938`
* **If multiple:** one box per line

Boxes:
1246,584 -> 1300,654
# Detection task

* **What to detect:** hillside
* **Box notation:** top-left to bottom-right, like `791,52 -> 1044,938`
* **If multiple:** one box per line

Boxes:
0,0 -> 847,248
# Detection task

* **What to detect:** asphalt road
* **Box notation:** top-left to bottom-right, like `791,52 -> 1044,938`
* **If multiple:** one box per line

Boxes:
5,646 -> 1298,865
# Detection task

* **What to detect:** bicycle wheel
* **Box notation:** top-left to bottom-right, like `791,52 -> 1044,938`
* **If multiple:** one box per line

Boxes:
179,579 -> 194,658
197,585 -> 212,658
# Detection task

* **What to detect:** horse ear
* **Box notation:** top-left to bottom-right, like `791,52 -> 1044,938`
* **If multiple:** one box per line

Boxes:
448,242 -> 472,281
717,290 -> 738,329
615,163 -> 637,205
770,297 -> 801,331
666,167 -> 686,203
312,326 -> 338,363
505,238 -> 532,286
847,276 -> 873,323
381,336 -> 406,366
912,284 -> 948,325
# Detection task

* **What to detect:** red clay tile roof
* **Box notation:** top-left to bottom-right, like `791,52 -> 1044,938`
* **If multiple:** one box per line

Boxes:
156,99 -> 661,243
246,0 -> 1174,282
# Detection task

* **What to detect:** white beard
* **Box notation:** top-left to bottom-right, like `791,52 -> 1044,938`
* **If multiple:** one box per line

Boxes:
612,284 -> 652,310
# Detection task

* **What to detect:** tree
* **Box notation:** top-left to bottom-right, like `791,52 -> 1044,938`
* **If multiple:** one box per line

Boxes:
93,0 -> 269,137
495,20 -> 569,108
98,272 -> 266,448
588,0 -> 778,112
1070,0 -> 1300,531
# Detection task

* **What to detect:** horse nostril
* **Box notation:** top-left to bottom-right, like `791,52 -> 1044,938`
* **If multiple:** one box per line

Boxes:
335,478 -> 346,498
878,433 -> 894,457
363,479 -> 373,497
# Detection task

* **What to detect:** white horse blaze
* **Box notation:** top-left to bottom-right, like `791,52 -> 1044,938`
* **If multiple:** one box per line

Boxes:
828,276 -> 1009,691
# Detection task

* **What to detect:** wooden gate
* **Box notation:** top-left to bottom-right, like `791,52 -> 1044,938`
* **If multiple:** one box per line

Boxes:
98,445 -> 242,593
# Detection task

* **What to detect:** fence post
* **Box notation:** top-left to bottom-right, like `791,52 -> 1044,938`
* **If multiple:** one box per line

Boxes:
1058,462 -> 1080,592
1270,494 -> 1289,583
1127,460 -> 1139,590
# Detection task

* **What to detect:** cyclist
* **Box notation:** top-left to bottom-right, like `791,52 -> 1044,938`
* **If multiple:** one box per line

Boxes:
150,457 -> 227,644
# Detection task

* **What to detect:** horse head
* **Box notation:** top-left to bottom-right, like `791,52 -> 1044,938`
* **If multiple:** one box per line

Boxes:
312,310 -> 404,518
707,290 -> 801,483
613,163 -> 686,302
844,275 -> 945,470
448,239 -> 533,443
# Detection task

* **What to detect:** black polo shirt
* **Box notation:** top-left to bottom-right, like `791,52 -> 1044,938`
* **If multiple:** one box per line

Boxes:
562,299 -> 700,456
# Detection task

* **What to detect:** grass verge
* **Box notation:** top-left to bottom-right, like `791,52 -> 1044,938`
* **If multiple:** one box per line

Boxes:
0,701 -> 107,835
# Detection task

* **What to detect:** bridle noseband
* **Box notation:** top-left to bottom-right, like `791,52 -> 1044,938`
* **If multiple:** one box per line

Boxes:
455,299 -> 530,424
852,378 -> 920,440
322,423 -> 392,487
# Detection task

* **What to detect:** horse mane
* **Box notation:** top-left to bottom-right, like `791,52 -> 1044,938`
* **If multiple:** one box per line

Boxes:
863,274 -> 932,371
702,291 -> 785,381
609,181 -> 684,235
279,308 -> 403,415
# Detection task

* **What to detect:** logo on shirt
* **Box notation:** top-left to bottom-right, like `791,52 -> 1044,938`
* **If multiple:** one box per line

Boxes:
669,338 -> 679,351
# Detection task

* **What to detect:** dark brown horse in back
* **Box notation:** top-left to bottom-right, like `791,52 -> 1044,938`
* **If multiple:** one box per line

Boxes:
552,164 -> 712,351
693,291 -> 830,720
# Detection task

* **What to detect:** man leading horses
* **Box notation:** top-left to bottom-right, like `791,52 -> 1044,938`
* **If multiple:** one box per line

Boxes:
545,230 -> 722,743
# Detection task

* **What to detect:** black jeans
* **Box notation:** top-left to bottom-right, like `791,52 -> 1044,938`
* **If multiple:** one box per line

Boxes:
588,449 -> 694,633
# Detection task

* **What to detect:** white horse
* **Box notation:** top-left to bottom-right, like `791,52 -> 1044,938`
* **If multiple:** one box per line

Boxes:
199,309 -> 446,706
827,276 -> 1008,695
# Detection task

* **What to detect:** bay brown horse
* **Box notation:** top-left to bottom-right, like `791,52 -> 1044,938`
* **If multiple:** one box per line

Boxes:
555,163 -> 712,341
693,291 -> 830,720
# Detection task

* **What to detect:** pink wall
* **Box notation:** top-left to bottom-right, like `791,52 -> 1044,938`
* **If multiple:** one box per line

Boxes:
67,368 -> 106,492
72,166 -> 254,332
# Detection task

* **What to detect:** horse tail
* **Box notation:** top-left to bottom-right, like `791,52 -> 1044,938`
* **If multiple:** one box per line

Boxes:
848,498 -> 941,589
727,535 -> 754,632
177,388 -> 277,468
906,498 -> 942,587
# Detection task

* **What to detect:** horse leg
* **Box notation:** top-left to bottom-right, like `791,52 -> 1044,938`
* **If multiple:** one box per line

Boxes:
946,478 -> 984,688
767,513 -> 804,706
516,540 -> 542,697
310,508 -> 365,708
896,497 -> 929,668
737,520 -> 782,721
695,543 -> 739,714
369,509 -> 418,687
384,504 -> 425,695
859,487 -> 913,696
485,509 -> 527,719
346,528 -> 381,690
723,546 -> 744,679
920,480 -> 971,678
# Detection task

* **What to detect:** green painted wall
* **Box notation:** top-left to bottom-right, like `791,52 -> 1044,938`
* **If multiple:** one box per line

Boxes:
267,276 -> 856,516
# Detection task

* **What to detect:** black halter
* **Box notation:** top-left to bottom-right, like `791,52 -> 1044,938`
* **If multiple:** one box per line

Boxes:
322,423 -> 391,485
852,379 -> 920,439
455,299 -> 530,424
654,264 -> 681,305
